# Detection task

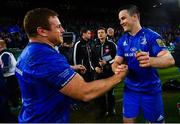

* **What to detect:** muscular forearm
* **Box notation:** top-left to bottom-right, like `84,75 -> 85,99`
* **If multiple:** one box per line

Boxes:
137,50 -> 174,68
61,64 -> 127,102
150,54 -> 174,68
83,73 -> 125,101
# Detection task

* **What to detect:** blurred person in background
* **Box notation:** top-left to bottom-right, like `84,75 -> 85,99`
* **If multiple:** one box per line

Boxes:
73,27 -> 97,82
0,44 -> 18,122
93,27 -> 117,117
107,27 -> 116,43
0,39 -> 21,113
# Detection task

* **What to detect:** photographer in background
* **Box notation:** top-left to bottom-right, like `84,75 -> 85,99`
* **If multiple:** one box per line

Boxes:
59,32 -> 86,73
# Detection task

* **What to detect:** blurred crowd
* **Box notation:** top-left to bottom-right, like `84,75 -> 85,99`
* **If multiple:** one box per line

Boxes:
0,23 -> 179,50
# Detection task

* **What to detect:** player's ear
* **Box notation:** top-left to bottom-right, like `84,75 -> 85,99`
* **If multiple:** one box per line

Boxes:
37,27 -> 48,37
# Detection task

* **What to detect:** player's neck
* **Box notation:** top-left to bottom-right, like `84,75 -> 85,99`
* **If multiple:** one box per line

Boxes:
29,37 -> 55,48
129,23 -> 142,36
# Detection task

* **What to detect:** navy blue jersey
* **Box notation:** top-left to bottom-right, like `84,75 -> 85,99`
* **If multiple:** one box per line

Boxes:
15,42 -> 76,122
117,28 -> 167,93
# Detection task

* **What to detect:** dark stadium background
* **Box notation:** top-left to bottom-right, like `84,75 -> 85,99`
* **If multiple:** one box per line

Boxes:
0,0 -> 179,26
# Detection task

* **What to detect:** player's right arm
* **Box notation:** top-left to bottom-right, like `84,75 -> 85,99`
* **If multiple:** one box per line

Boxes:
60,64 -> 127,102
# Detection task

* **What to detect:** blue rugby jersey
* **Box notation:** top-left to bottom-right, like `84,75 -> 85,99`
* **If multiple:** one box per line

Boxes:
15,42 -> 76,122
117,28 -> 167,93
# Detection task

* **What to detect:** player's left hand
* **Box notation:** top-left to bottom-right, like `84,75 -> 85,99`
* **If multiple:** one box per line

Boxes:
136,51 -> 151,67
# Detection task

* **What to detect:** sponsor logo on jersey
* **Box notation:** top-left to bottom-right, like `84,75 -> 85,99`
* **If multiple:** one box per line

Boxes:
156,39 -> 165,47
130,47 -> 137,52
124,52 -> 135,57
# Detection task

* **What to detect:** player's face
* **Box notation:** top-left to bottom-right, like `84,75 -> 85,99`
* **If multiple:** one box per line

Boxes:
119,10 -> 134,32
47,16 -> 65,45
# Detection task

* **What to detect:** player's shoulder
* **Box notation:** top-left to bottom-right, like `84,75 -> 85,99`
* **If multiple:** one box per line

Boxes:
117,33 -> 128,45
143,27 -> 161,37
117,32 -> 128,40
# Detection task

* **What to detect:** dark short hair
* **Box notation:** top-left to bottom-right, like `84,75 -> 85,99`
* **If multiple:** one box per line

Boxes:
97,27 -> 106,33
80,27 -> 90,36
23,8 -> 58,37
118,4 -> 140,19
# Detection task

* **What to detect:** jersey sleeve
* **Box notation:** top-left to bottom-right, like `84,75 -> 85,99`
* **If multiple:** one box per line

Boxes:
33,51 -> 76,91
150,33 -> 167,56
116,37 -> 124,57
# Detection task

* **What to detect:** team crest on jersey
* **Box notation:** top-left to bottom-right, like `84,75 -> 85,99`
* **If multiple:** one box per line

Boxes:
156,39 -> 165,47
123,40 -> 128,46
140,36 -> 147,45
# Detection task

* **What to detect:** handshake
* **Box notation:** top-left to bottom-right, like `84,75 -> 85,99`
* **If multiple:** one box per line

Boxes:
114,64 -> 128,75
112,64 -> 128,83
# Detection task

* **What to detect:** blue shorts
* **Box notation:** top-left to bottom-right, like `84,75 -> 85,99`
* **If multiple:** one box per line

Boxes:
123,90 -> 164,123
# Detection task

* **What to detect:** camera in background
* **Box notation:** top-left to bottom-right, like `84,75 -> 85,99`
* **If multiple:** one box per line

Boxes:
62,32 -> 76,45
